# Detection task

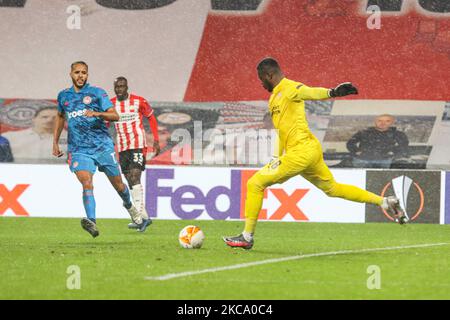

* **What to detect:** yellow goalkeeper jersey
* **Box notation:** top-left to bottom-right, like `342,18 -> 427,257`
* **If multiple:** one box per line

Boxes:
269,78 -> 330,155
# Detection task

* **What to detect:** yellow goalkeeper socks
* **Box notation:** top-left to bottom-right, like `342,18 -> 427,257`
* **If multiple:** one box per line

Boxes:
327,183 -> 384,205
243,187 -> 264,236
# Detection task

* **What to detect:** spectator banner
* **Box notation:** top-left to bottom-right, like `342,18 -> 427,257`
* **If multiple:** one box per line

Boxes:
0,99 -> 68,164
1,1 -> 449,102
3,99 -> 450,169
365,170 -> 441,224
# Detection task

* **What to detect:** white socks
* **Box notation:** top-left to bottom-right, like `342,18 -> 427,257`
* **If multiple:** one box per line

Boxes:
127,206 -> 143,224
131,184 -> 149,219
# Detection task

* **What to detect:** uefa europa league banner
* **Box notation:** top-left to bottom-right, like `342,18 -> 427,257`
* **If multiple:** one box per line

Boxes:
365,171 -> 441,224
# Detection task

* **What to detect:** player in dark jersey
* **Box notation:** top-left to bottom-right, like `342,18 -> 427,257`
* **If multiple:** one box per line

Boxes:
53,61 -> 151,237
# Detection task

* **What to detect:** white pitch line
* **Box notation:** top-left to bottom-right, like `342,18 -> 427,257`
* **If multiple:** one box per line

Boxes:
144,243 -> 449,281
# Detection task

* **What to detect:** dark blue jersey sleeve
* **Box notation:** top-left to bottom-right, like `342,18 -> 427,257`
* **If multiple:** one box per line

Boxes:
97,88 -> 113,112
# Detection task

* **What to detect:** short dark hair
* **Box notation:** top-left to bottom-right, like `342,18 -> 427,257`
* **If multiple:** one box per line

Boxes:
71,61 -> 88,71
257,57 -> 280,74
114,76 -> 128,84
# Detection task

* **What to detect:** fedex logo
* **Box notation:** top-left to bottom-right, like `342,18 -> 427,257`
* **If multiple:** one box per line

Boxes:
145,168 -> 309,221
146,169 -> 241,220
0,184 -> 29,216
240,170 -> 309,221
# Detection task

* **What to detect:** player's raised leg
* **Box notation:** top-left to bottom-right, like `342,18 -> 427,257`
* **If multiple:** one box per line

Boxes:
302,147 -> 407,224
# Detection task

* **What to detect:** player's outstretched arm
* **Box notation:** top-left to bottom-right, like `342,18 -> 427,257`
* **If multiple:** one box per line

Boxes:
328,82 -> 358,98
290,82 -> 358,101
293,84 -> 330,101
53,111 -> 65,158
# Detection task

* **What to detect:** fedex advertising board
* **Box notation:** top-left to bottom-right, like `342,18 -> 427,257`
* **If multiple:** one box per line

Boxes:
145,166 -> 366,222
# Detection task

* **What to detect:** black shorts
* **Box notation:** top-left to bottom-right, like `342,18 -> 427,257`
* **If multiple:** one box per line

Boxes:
119,149 -> 146,173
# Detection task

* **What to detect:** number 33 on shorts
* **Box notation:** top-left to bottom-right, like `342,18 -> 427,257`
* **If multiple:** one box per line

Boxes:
133,152 -> 144,166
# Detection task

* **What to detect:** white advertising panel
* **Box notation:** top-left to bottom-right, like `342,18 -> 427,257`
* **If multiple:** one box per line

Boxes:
0,164 -> 127,218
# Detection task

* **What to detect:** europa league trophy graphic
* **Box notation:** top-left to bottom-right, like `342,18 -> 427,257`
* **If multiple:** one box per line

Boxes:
391,175 -> 412,221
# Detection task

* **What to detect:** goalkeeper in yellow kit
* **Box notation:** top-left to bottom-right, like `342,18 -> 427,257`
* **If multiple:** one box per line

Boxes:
223,58 -> 407,250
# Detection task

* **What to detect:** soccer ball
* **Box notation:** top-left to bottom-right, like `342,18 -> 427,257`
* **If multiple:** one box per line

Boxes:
178,225 -> 205,249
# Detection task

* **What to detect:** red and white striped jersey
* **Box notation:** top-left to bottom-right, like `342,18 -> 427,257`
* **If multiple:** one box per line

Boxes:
111,93 -> 154,152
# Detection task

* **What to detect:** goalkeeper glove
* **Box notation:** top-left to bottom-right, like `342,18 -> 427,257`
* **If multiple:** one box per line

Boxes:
328,82 -> 358,97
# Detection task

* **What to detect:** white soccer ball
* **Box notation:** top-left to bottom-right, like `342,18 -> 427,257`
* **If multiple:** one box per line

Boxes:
178,225 -> 205,249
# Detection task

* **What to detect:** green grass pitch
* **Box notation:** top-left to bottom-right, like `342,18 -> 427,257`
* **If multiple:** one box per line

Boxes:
0,217 -> 449,299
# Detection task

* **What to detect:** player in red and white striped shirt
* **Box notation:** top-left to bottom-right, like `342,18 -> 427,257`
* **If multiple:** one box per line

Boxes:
111,77 -> 160,228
